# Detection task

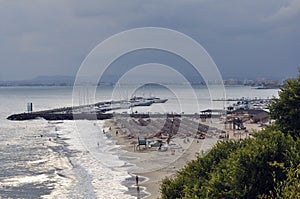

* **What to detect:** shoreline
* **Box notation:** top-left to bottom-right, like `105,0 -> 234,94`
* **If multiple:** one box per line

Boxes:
0,116 -> 263,198
104,118 -> 220,199
43,121 -> 98,198
103,116 -> 263,199
0,120 -> 90,198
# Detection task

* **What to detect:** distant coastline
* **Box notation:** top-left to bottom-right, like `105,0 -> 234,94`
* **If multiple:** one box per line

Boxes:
0,75 -> 290,87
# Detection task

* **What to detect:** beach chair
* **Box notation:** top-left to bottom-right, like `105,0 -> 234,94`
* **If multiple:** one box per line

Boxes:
136,137 -> 147,151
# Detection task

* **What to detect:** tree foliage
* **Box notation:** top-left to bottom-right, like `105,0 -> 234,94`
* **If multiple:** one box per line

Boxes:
160,140 -> 241,199
277,164 -> 300,199
160,70 -> 300,199
160,130 -> 299,199
269,70 -> 300,137
260,162 -> 300,199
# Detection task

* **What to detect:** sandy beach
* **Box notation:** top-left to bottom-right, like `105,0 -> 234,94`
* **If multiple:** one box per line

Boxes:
0,116 -> 263,199
103,118 -> 221,199
0,86 -> 277,198
101,115 -> 264,199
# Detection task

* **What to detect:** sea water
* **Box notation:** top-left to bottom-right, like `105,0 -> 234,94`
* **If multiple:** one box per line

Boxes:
0,85 -> 279,198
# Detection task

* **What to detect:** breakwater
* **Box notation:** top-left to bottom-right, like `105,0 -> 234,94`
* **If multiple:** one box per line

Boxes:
7,112 -> 114,121
7,97 -> 167,121
6,97 -> 226,121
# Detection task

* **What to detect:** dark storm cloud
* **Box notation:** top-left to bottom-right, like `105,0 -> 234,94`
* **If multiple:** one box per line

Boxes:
0,0 -> 299,80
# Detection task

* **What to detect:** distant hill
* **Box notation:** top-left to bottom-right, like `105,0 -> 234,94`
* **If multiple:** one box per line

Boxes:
0,75 -> 289,87
0,75 -> 75,86
30,75 -> 75,85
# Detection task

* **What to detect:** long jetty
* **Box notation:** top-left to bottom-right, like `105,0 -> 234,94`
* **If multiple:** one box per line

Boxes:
7,98 -> 168,121
7,98 -> 225,121
7,112 -> 114,121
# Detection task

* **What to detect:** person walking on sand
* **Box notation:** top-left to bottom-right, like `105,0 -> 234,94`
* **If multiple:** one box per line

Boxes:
137,185 -> 140,197
97,142 -> 99,148
136,175 -> 139,186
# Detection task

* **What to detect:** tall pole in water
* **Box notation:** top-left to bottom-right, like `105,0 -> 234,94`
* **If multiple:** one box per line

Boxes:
27,102 -> 33,113
79,91 -> 81,105
86,88 -> 88,105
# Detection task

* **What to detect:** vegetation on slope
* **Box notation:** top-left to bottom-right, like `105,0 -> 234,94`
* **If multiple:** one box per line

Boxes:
160,71 -> 300,199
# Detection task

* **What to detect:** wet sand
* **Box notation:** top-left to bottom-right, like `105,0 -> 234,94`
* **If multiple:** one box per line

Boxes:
0,118 -> 261,198
103,115 -> 265,199
104,118 -> 219,199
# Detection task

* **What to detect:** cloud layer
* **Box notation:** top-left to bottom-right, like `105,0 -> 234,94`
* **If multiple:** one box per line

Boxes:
0,0 -> 299,80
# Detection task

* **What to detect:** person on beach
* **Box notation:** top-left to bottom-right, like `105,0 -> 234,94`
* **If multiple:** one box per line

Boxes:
136,175 -> 139,186
97,142 -> 99,148
158,142 -> 163,151
137,185 -> 140,197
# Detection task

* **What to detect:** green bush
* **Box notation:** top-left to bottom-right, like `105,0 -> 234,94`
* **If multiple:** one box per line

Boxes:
160,130 -> 299,199
160,70 -> 300,198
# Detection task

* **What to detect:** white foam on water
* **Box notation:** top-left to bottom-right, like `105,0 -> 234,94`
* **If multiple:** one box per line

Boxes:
0,174 -> 49,187
0,86 -> 279,198
57,120 -> 135,199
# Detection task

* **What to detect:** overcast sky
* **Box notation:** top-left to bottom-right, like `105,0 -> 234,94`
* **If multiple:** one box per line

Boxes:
0,0 -> 299,81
